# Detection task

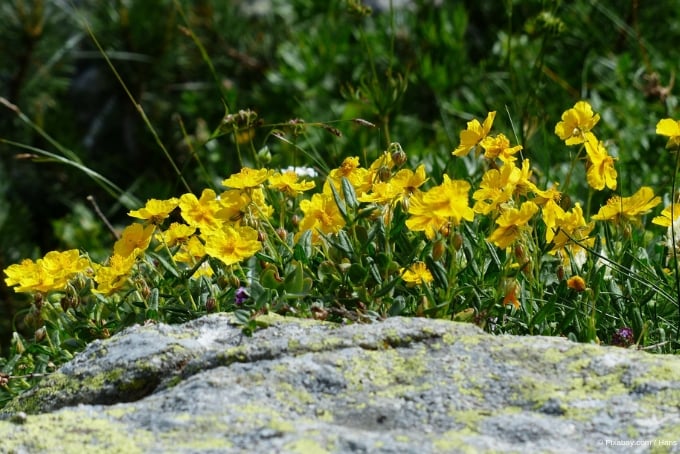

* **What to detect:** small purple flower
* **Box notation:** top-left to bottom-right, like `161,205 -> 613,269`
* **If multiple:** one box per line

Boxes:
234,287 -> 249,305
612,327 -> 634,347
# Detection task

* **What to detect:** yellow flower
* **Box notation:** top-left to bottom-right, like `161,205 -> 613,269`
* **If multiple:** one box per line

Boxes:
221,167 -> 272,190
4,250 -> 90,294
405,175 -> 474,239
357,181 -> 401,205
297,192 -> 346,243
567,275 -> 587,292
173,235 -> 207,264
358,165 -> 427,205
488,201 -> 539,249
217,188 -> 274,226
452,111 -> 496,157
584,139 -> 617,191
92,253 -> 136,295
268,171 -> 316,196
113,223 -> 155,258
502,279 -> 521,309
156,222 -> 196,248
479,133 -> 523,162
390,165 -> 428,198
530,184 -> 562,206
554,101 -> 600,145
542,201 -> 592,250
202,225 -> 262,266
399,261 -> 433,286
179,189 -> 222,232
128,198 -> 179,225
472,162 -> 523,215
327,156 -> 371,196
591,187 -> 661,224
656,118 -> 680,149
652,204 -> 680,227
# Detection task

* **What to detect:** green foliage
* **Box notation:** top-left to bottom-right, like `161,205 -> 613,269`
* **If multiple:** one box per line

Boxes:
2,0 -> 680,408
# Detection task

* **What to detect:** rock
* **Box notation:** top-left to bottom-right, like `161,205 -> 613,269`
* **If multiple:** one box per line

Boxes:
1,313 -> 680,453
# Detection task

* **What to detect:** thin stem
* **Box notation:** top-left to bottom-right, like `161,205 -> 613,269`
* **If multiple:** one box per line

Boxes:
671,149 -> 680,341
79,15 -> 192,194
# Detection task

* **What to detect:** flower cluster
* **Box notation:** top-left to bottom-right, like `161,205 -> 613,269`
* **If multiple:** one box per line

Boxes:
3,101 -> 680,352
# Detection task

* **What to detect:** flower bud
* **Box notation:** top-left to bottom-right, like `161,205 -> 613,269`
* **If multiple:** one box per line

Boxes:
377,166 -> 391,182
206,297 -> 217,313
432,240 -> 446,261
389,142 -> 407,166
452,232 -> 463,250
34,326 -> 47,343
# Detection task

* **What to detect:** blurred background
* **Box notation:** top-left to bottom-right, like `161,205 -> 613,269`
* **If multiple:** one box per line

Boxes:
1,0 -> 678,352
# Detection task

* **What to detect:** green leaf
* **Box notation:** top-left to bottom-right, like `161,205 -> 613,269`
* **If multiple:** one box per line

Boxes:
328,180 -> 348,221
366,256 -> 382,284
341,176 -> 358,210
284,261 -> 304,294
348,263 -> 367,285
261,267 -> 283,290
294,229 -> 313,262
374,275 -> 401,298
426,256 -> 448,289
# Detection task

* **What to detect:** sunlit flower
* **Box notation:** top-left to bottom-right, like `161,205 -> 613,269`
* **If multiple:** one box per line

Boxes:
479,133 -> 523,162
652,203 -> 680,228
173,235 -> 207,265
179,189 -> 223,232
156,222 -> 196,248
656,118 -> 680,149
567,275 -> 587,292
368,152 -> 395,173
472,161 -> 526,215
203,225 -> 262,266
488,201 -> 539,249
221,167 -> 272,190
218,188 -> 273,225
268,171 -> 316,196
359,165 -> 427,205
128,198 -> 179,225
554,101 -> 600,145
92,253 -> 136,295
113,223 -> 155,258
297,192 -> 346,243
4,250 -> 90,294
405,175 -> 474,239
530,184 -> 562,206
591,186 -> 661,224
452,111 -> 496,157
399,261 -> 433,286
542,201 -> 593,253
390,165 -> 428,198
584,139 -> 617,191
357,181 -> 401,205
327,156 -> 371,196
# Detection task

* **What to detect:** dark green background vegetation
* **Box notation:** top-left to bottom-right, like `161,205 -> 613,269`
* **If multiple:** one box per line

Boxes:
1,0 -> 678,352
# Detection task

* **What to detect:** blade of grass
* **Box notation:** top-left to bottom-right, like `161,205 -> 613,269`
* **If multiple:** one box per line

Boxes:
77,13 -> 192,194
0,137 -> 139,209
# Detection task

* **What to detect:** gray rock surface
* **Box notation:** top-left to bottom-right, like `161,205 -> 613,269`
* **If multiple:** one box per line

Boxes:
1,313 -> 680,453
